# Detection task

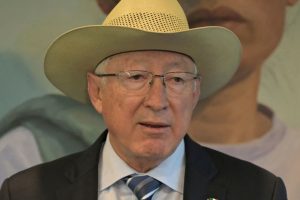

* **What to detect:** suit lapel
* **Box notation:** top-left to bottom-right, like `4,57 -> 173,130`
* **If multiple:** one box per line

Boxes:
55,132 -> 227,200
56,131 -> 108,200
183,136 -> 227,200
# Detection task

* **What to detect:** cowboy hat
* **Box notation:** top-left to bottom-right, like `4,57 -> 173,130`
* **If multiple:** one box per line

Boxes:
44,0 -> 241,103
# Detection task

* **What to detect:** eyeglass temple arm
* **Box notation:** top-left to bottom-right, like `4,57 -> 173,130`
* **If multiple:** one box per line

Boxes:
95,73 -> 117,77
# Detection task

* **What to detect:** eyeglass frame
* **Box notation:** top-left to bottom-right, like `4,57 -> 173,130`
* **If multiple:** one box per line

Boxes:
94,70 -> 201,96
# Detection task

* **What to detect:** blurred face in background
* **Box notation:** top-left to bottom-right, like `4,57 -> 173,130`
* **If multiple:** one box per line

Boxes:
97,0 -> 297,80
179,0 -> 297,78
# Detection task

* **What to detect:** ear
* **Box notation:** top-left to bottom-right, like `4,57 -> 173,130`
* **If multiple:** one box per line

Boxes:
87,72 -> 103,113
287,0 -> 298,6
192,79 -> 201,109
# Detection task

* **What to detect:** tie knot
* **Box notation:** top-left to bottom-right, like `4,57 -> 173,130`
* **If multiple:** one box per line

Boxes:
124,174 -> 162,200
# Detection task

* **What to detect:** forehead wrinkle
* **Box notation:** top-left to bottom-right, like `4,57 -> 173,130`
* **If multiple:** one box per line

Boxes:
167,56 -> 195,71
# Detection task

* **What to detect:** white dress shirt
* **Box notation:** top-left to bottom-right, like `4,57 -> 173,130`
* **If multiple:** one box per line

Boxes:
98,133 -> 185,200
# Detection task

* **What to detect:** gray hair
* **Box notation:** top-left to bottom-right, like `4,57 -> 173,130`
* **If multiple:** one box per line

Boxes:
94,57 -> 111,74
94,57 -> 112,85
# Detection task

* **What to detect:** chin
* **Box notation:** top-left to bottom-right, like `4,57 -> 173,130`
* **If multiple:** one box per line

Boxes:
147,146 -> 174,160
136,143 -> 166,156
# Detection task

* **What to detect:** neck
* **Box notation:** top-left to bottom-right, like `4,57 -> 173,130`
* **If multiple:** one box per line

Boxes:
189,68 -> 272,144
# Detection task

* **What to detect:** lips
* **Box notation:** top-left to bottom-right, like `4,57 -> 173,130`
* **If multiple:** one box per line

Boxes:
187,6 -> 246,28
139,122 -> 170,129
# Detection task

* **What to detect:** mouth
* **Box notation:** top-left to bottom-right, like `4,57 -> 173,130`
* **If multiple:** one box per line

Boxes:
139,122 -> 170,129
187,6 -> 246,28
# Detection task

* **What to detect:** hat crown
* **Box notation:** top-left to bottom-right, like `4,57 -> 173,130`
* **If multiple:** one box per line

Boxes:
102,0 -> 189,33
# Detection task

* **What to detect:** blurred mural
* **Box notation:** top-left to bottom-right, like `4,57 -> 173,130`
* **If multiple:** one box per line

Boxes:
259,4 -> 300,128
0,0 -> 300,191
0,0 -> 106,185
0,0 -> 299,128
0,0 -> 104,119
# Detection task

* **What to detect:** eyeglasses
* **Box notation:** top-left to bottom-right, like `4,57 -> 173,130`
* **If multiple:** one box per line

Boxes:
95,70 -> 201,96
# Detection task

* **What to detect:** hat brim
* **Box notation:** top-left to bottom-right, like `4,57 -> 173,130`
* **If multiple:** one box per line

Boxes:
44,25 -> 241,103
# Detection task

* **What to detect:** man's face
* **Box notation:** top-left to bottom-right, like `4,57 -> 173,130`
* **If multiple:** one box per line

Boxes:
88,51 -> 200,169
179,0 -> 297,70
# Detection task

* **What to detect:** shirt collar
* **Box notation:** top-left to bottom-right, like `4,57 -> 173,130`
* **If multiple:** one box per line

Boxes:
98,133 -> 185,193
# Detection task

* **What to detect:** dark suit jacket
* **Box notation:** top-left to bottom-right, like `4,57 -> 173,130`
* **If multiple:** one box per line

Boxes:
0,130 -> 287,200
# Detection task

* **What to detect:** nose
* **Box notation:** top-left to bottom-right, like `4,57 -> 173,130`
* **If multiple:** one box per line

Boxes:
143,77 -> 169,111
148,74 -> 166,87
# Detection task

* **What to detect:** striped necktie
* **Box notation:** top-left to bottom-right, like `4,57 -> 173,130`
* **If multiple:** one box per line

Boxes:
124,174 -> 162,200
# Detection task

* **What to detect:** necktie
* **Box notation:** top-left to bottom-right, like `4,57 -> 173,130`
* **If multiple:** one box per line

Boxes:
124,174 -> 162,200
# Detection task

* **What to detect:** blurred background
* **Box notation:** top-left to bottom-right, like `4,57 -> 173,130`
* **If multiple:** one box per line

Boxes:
0,0 -> 103,119
0,0 -> 299,128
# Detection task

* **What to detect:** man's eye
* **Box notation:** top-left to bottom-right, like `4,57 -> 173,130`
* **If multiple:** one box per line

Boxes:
171,77 -> 185,83
129,74 -> 146,81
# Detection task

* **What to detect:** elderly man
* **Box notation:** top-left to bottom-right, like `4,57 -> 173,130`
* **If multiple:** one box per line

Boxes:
0,0 -> 287,199
97,0 -> 300,199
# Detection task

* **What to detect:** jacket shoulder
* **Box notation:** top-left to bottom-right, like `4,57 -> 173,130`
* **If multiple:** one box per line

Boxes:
204,146 -> 287,199
184,136 -> 287,199
0,152 -> 81,200
0,132 -> 108,200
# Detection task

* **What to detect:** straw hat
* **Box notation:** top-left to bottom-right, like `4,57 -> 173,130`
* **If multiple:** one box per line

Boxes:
45,0 -> 241,103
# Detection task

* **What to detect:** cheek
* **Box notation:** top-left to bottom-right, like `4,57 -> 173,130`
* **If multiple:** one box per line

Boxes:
254,1 -> 286,31
101,92 -> 143,128
234,1 -> 286,68
237,0 -> 285,41
171,96 -> 196,127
